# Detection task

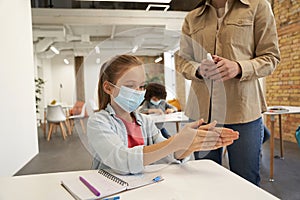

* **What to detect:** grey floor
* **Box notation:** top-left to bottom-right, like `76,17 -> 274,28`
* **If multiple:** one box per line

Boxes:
16,122 -> 300,200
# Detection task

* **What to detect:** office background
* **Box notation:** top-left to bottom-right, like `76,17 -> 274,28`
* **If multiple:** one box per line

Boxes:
0,0 -> 299,181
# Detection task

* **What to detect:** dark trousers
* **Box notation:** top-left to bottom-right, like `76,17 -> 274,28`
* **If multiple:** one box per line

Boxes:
160,127 -> 171,139
194,117 -> 263,186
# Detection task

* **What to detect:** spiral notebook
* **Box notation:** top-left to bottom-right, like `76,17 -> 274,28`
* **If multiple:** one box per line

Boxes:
61,169 -> 163,200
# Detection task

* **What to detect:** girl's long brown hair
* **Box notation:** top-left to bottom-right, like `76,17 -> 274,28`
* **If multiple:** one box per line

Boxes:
98,54 -> 143,110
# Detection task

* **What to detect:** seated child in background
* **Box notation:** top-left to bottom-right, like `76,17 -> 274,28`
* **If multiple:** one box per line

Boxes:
139,83 -> 177,139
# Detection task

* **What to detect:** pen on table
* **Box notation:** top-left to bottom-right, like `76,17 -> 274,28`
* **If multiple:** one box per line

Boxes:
79,176 -> 101,197
152,176 -> 162,182
103,196 -> 120,200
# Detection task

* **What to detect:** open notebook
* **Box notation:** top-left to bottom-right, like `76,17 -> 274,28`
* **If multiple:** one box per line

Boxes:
61,169 -> 163,200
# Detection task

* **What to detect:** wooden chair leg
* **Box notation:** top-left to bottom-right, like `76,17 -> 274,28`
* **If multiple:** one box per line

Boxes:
59,122 -> 67,140
47,123 -> 54,141
69,119 -> 74,133
65,120 -> 72,135
80,119 -> 86,134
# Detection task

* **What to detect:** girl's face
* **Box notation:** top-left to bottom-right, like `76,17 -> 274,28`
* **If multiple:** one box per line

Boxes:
113,65 -> 146,96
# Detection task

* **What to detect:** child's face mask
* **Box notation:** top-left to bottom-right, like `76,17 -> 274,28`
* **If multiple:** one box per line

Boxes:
111,84 -> 145,113
150,99 -> 161,106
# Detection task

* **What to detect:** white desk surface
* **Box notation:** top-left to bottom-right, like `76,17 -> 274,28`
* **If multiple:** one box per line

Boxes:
0,160 -> 278,200
149,111 -> 189,123
264,106 -> 300,115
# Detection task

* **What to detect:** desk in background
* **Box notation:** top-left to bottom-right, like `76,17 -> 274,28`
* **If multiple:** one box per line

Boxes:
263,106 -> 300,181
0,160 -> 278,200
149,111 -> 189,132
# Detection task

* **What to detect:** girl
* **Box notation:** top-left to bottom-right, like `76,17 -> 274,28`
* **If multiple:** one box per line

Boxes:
87,54 -> 239,174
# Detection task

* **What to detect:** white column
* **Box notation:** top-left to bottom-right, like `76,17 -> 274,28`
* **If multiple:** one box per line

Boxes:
0,0 -> 39,176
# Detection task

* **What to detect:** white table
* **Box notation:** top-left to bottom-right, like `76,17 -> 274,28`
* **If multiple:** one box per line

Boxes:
0,160 -> 278,200
263,106 -> 300,181
149,111 -> 189,132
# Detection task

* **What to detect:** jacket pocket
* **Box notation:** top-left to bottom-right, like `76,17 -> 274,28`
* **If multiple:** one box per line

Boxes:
223,18 -> 254,46
225,19 -> 253,26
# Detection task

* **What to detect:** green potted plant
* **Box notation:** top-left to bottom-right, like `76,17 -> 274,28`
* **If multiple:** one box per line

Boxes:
35,78 -> 45,113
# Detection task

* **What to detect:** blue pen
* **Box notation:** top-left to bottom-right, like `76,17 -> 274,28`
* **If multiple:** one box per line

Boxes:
79,176 -> 101,197
103,196 -> 120,200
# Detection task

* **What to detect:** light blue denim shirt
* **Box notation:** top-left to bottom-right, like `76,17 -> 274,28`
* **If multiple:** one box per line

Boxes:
87,104 -> 186,174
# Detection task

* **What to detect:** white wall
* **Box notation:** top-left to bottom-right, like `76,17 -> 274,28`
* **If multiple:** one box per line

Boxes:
41,58 -> 53,106
164,51 -> 176,100
51,56 -> 76,106
84,54 -> 100,101
0,0 -> 39,176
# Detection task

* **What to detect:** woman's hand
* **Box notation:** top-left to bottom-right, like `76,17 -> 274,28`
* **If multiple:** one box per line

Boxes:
197,55 -> 241,82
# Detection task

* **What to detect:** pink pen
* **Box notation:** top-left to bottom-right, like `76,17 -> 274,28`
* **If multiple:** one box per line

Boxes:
79,176 -> 101,197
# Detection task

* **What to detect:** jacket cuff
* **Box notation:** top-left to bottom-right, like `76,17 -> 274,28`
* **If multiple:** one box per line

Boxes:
189,61 -> 203,80
237,60 -> 253,81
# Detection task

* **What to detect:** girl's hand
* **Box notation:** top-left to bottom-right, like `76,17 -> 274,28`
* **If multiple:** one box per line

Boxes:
175,120 -> 221,152
215,127 -> 239,146
198,121 -> 239,146
174,120 -> 239,159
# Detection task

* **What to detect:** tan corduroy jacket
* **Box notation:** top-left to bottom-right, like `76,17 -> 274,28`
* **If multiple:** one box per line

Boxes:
176,0 -> 280,124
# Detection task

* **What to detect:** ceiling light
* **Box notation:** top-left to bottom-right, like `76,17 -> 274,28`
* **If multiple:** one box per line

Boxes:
155,56 -> 163,63
146,4 -> 170,12
64,59 -> 69,65
76,0 -> 171,3
131,45 -> 139,53
95,46 -> 100,54
50,46 -> 59,54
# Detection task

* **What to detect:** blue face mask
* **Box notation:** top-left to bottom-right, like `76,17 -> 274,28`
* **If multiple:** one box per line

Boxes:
112,85 -> 146,113
150,99 -> 161,106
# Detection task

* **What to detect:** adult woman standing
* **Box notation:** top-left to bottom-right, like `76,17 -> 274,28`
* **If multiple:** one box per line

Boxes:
177,0 -> 280,185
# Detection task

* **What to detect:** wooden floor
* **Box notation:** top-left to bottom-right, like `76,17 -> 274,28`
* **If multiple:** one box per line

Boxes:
16,123 -> 300,200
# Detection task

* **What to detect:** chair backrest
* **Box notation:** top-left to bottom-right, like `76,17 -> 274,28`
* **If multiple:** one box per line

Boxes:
46,105 -> 67,122
70,101 -> 88,117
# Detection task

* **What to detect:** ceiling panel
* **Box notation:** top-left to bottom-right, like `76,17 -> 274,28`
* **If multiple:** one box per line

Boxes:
32,8 -> 187,58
